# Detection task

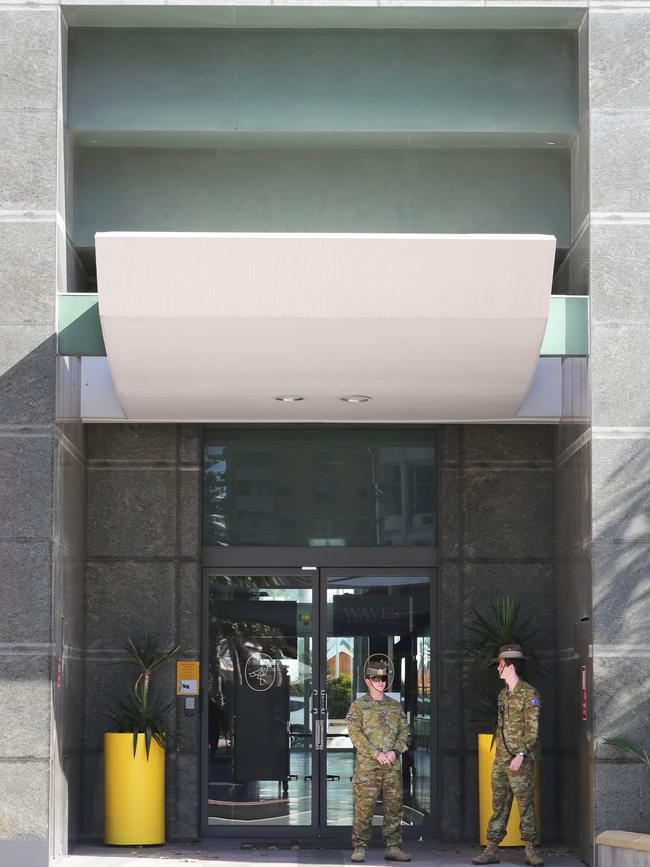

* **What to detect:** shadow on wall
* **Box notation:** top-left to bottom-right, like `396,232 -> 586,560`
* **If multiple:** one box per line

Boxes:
592,436 -> 650,834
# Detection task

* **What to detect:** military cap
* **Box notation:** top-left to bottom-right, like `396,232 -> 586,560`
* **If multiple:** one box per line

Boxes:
364,662 -> 388,678
493,643 -> 528,662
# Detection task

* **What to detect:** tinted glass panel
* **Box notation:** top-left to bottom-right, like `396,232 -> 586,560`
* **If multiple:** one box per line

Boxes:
203,430 -> 436,547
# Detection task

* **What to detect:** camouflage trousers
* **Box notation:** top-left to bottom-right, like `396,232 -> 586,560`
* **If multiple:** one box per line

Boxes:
352,763 -> 403,848
487,758 -> 538,845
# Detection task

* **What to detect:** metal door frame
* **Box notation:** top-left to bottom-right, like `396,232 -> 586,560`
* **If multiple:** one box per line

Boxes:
201,551 -> 438,840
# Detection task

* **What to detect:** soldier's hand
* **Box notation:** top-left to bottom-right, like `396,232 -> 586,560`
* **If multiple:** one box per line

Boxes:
386,751 -> 397,763
509,754 -> 524,772
377,752 -> 391,765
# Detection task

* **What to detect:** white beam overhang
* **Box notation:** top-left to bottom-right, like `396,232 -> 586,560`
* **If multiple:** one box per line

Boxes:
95,232 -> 556,423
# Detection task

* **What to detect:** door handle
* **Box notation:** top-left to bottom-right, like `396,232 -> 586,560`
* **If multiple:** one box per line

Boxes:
314,719 -> 323,751
320,688 -> 328,715
311,688 -> 319,715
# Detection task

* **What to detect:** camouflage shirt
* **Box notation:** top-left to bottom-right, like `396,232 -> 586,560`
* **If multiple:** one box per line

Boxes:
495,679 -> 541,761
346,694 -> 410,766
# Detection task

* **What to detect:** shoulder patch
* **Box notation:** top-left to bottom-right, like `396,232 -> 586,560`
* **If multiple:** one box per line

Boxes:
346,712 -> 353,719
530,698 -> 540,706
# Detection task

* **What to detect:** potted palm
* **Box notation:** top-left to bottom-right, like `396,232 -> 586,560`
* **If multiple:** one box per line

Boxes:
463,596 -> 542,847
104,636 -> 181,845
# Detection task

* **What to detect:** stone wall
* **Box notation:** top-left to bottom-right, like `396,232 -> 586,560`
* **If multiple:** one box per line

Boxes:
438,424 -> 556,843
82,424 -> 202,841
0,6 -> 61,866
588,5 -> 650,840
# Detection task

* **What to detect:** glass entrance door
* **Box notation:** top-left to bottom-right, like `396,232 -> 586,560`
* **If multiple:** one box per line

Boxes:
202,567 -> 434,838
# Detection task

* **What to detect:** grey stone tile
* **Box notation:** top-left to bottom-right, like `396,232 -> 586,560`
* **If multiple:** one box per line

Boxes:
63,752 -> 84,848
463,470 -> 553,560
591,110 -> 650,214
464,425 -> 553,465
0,541 -> 52,642
81,752 -> 103,840
0,111 -> 57,211
439,469 -> 461,560
552,225 -> 589,296
589,11 -> 650,112
0,433 -> 54,539
61,656 -> 85,759
179,423 -> 201,466
439,425 -> 460,465
440,660 -> 463,751
87,423 -> 178,463
555,444 -> 592,556
592,656 -> 650,746
0,10 -> 59,111
0,326 -> 56,424
180,468 -> 200,559
591,323 -> 650,428
592,541 -> 650,646
554,551 -> 591,647
0,759 -> 50,837
179,560 -> 200,654
0,654 -> 51,759
439,562 -> 462,650
591,223 -> 650,324
57,542 -> 87,652
439,754 -> 462,842
54,436 -> 86,554
571,121 -> 589,240
175,751 -> 200,840
592,438 -> 650,542
86,560 -> 176,651
594,760 -> 650,836
0,221 -> 56,325
86,468 -> 177,557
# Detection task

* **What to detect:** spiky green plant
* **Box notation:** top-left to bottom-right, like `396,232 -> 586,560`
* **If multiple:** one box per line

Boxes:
602,736 -> 650,768
105,636 -> 182,758
463,596 -> 541,672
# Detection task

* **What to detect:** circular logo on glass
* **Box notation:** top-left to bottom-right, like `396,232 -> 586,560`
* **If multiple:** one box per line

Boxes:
245,653 -> 277,692
365,653 -> 395,691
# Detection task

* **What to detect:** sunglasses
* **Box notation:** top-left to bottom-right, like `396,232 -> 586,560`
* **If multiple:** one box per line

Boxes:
368,676 -> 387,683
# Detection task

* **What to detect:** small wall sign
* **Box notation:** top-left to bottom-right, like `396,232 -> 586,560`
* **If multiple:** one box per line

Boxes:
176,660 -> 200,696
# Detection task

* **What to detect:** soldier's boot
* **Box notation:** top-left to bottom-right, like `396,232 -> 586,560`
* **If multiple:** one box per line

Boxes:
351,847 -> 366,863
384,846 -> 411,862
524,844 -> 544,866
472,843 -> 501,864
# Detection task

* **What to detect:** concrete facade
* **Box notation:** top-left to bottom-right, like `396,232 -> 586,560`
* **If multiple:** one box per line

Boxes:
1,3 -> 649,866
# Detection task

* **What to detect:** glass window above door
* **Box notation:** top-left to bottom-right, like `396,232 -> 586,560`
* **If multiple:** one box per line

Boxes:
203,430 -> 436,547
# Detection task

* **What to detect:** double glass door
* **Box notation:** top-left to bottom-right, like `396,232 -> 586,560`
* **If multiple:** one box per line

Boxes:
202,567 -> 434,838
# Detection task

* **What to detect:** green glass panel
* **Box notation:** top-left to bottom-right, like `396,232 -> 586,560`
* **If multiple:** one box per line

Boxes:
203,430 -> 436,547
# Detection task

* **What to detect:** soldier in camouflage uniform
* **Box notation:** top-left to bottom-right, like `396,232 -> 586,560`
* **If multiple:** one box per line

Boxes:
473,645 -> 544,867
346,662 -> 411,864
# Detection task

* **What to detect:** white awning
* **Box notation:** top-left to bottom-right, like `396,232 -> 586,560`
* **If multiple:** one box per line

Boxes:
95,232 -> 555,422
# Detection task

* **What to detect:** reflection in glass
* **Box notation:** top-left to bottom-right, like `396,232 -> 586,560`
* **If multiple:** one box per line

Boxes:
203,430 -> 436,547
207,575 -> 314,826
325,574 -> 432,830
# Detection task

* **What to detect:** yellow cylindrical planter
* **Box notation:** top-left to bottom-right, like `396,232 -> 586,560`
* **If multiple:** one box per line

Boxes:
478,733 -> 541,846
104,733 -> 165,845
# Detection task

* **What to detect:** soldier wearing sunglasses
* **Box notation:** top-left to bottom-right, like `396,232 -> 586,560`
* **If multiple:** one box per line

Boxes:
346,662 -> 411,864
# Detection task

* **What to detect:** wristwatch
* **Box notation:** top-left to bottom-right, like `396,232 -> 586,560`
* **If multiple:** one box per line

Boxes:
517,752 -> 525,757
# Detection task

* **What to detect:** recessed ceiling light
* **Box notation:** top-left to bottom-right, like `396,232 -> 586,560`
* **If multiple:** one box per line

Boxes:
546,141 -> 556,145
340,395 -> 372,403
274,395 -> 304,402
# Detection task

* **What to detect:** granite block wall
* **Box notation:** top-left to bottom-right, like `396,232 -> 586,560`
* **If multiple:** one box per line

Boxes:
588,4 -> 650,841
438,424 -> 556,843
0,5 -> 61,866
82,423 -> 202,841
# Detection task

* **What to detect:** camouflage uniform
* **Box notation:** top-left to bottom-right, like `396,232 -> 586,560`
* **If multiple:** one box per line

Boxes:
487,680 -> 541,845
346,693 -> 410,849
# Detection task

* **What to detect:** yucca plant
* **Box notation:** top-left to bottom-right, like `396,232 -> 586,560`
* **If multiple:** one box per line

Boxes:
601,736 -> 650,768
105,636 -> 182,758
463,595 -> 541,673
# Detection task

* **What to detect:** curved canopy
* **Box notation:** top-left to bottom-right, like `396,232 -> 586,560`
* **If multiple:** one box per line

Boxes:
95,232 -> 555,422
